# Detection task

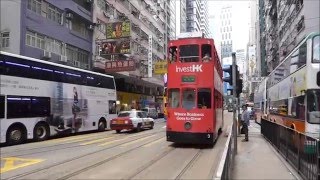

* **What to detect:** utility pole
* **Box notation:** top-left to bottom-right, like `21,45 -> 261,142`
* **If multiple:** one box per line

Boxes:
232,52 -> 237,154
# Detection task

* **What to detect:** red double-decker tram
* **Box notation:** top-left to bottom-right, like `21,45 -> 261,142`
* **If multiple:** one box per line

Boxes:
166,33 -> 224,145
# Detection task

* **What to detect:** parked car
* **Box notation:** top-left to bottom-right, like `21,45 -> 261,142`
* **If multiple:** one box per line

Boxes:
110,109 -> 154,133
141,107 -> 158,119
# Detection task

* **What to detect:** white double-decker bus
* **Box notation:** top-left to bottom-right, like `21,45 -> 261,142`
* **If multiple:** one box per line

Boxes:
266,32 -> 320,139
253,77 -> 268,124
0,51 -> 117,145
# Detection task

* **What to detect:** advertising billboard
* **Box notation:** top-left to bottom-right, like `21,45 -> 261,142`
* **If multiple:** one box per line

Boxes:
100,39 -> 130,55
105,60 -> 136,73
106,21 -> 130,39
154,61 -> 168,74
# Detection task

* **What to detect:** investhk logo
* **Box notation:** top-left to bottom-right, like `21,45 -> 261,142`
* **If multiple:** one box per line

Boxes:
175,65 -> 203,72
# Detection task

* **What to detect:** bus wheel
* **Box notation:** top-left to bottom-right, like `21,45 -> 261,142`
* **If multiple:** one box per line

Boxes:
116,130 -> 121,133
7,125 -> 26,145
98,119 -> 106,132
150,122 -> 154,129
34,123 -> 50,141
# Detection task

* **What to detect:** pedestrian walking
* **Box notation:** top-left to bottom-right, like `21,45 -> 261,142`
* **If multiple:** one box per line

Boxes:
241,104 -> 250,141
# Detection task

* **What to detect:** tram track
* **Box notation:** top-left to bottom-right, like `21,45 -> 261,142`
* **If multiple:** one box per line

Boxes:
1,129 -> 164,158
174,149 -> 203,180
6,131 -> 166,180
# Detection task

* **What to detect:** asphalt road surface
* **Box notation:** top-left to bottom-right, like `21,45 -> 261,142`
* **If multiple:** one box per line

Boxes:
0,111 -> 233,179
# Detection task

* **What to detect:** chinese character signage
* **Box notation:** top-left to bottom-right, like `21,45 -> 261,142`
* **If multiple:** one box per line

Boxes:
106,21 -> 130,39
148,35 -> 153,78
100,39 -> 130,55
105,60 -> 136,72
154,61 -> 168,74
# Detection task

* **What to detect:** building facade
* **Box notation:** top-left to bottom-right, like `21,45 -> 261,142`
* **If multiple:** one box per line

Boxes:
179,0 -> 187,33
257,0 -> 268,77
261,0 -> 320,73
186,0 -> 201,32
200,0 -> 209,37
220,6 -> 233,59
91,0 -> 175,111
1,0 -> 94,70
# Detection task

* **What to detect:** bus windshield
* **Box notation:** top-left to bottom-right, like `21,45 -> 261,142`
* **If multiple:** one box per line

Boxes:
179,45 -> 199,62
307,89 -> 320,124
313,35 -> 320,63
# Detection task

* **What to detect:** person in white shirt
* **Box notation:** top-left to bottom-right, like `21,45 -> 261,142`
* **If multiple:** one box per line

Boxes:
241,104 -> 250,141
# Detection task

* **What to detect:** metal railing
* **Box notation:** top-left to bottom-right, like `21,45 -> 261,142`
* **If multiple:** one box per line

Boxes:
261,119 -> 320,180
214,123 -> 235,180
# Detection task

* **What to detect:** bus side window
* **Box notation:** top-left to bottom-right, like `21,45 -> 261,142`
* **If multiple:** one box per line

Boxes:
109,100 -> 116,114
201,44 -> 212,62
0,95 -> 4,119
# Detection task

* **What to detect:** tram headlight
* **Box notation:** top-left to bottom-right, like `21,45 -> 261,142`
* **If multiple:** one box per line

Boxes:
184,122 -> 192,130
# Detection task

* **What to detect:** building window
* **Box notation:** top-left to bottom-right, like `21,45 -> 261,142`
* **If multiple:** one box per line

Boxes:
27,0 -> 42,15
71,18 -> 89,38
27,0 -> 62,25
97,0 -> 106,11
47,4 -> 62,24
26,30 -> 66,56
1,32 -> 10,48
45,37 -> 63,55
66,44 -> 89,68
26,31 -> 45,49
97,20 -> 106,34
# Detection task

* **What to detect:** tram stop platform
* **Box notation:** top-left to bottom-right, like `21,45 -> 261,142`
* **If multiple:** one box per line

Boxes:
232,120 -> 302,180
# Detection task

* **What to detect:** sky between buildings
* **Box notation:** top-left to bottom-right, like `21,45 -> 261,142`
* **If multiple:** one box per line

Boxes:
176,0 -> 252,58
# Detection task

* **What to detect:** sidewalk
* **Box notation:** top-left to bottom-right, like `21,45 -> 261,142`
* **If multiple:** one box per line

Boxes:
232,120 -> 301,180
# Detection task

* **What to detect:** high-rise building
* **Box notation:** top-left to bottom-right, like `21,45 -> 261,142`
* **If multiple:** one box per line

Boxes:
1,0 -> 94,70
260,0 -> 320,73
257,0 -> 267,77
179,0 -> 187,33
200,0 -> 209,37
220,6 -> 233,59
177,0 -> 209,37
91,0 -> 175,111
186,0 -> 201,32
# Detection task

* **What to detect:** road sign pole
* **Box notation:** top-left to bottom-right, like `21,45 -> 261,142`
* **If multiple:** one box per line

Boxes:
232,52 -> 237,154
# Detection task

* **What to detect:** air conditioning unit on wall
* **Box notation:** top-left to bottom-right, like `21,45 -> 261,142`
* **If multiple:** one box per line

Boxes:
66,13 -> 73,19
42,51 -> 51,59
60,56 -> 67,62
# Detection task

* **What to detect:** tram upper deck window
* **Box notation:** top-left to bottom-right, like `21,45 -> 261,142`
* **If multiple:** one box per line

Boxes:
169,46 -> 178,63
179,45 -> 199,62
201,44 -> 212,62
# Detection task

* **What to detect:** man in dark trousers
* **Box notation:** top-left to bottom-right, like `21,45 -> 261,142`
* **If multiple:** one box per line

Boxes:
241,104 -> 250,141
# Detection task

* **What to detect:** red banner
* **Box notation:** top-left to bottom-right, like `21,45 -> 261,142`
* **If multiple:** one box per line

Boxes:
105,60 -> 136,72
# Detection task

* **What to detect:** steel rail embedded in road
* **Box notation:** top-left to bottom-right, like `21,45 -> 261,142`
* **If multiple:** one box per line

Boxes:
1,129 -> 164,158
57,136 -> 167,180
5,131 -> 165,180
174,149 -> 203,180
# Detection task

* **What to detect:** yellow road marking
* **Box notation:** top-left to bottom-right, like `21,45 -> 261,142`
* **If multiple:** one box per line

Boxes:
98,133 -> 153,146
143,137 -> 165,147
80,137 -> 114,145
120,135 -> 156,147
0,157 -> 44,174
45,134 -> 100,143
